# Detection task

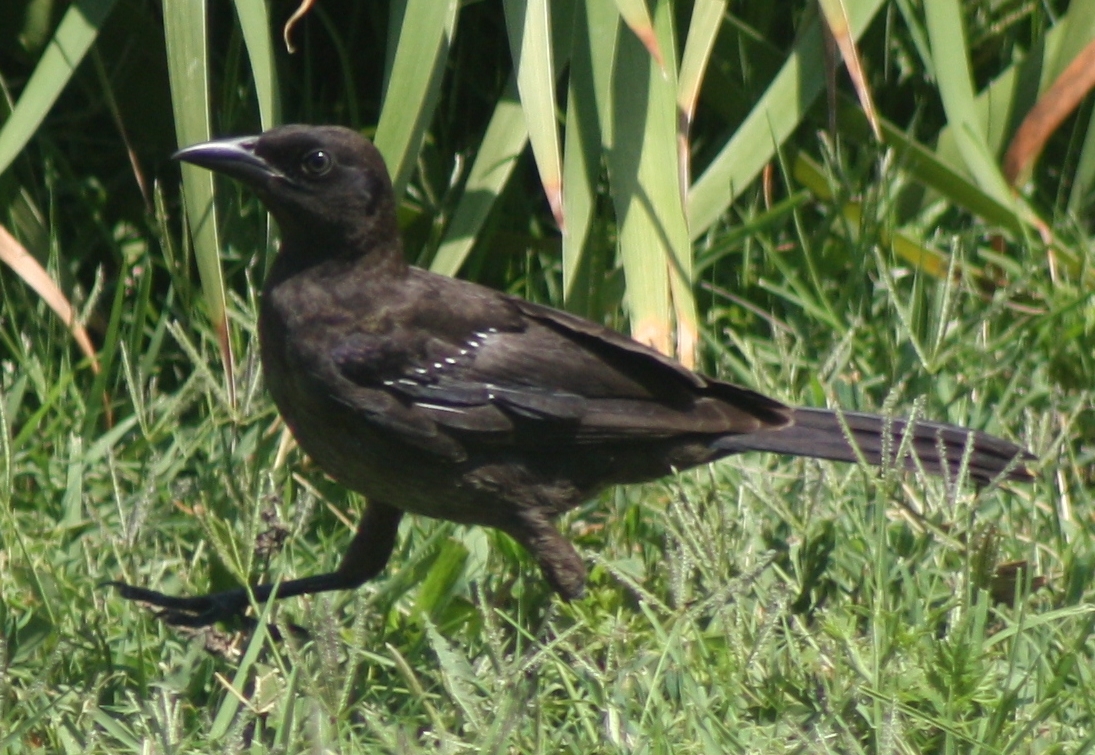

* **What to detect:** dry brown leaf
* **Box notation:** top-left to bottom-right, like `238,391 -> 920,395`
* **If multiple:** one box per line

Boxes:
1004,37 -> 1095,185
283,0 -> 317,54
819,0 -> 881,140
0,223 -> 99,373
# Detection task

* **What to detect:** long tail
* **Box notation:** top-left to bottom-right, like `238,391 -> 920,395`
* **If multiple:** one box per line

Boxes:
713,407 -> 1033,484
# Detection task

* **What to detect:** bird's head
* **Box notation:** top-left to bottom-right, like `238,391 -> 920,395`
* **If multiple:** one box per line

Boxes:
174,125 -> 400,264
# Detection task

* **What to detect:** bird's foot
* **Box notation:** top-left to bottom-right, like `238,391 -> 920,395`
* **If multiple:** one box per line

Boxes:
104,581 -> 309,639
105,580 -> 248,627
105,581 -> 253,628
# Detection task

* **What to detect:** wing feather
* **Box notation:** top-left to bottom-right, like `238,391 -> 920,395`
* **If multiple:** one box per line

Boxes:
329,272 -> 790,451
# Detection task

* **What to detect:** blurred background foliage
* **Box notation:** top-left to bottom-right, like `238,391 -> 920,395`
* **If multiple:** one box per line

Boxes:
1,0 -> 1094,751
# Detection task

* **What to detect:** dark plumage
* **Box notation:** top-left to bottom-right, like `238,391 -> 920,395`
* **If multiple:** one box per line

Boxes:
111,125 -> 1034,626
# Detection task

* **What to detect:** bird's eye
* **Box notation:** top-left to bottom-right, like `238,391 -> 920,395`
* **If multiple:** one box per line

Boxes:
301,149 -> 332,177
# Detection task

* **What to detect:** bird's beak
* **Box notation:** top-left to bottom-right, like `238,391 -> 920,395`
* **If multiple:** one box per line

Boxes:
173,135 -> 284,185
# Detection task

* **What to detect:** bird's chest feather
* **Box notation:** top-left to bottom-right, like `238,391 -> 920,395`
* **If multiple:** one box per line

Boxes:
259,276 -> 397,443
256,272 -> 468,506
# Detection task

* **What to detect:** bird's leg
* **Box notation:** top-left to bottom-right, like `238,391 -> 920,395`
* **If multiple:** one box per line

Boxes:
108,502 -> 404,628
505,509 -> 587,599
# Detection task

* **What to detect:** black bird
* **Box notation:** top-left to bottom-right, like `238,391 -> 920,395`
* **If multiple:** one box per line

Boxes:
111,125 -> 1034,626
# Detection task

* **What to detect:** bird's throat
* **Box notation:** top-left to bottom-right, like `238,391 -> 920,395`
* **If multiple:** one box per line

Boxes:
265,227 -> 407,290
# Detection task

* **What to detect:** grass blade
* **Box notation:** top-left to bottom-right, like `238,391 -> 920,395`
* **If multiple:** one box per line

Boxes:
374,0 -> 459,201
164,1 -> 235,403
561,0 -> 617,313
1004,38 -> 1095,186
504,0 -> 564,229
233,0 -> 281,129
818,0 -> 880,139
687,0 -> 884,238
924,0 -> 1014,208
609,0 -> 696,365
0,224 -> 98,372
0,0 -> 116,176
677,0 -> 727,192
612,0 -> 664,70
430,77 -> 526,277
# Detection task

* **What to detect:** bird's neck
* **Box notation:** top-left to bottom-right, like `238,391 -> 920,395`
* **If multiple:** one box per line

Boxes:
267,224 -> 408,288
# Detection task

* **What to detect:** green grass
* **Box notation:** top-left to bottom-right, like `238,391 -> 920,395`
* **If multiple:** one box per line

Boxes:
1,138 -> 1091,752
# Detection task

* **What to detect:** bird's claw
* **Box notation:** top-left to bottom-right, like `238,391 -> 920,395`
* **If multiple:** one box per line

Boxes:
103,580 -> 248,627
103,580 -> 308,639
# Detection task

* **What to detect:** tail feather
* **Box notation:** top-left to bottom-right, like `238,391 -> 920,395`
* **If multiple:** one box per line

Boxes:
714,407 -> 1033,484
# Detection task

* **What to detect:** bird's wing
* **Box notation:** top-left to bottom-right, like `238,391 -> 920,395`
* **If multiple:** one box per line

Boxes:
330,275 -> 791,448
506,297 -> 792,438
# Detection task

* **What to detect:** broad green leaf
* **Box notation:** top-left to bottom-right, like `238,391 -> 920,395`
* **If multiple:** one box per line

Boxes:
932,30 -> 1044,180
562,0 -> 618,313
1070,103 -> 1095,212
1047,0 -> 1095,85
0,0 -> 116,176
375,0 -> 459,201
930,6 -> 1092,207
1004,40 -> 1095,186
677,0 -> 727,190
430,78 -> 527,277
504,0 -> 564,228
233,0 -> 281,130
609,0 -> 696,365
687,0 -> 884,238
924,0 -> 1015,207
1057,0 -> 1095,209
658,0 -> 698,368
415,538 -> 469,623
164,0 -> 234,403
431,1 -> 573,279
424,619 -> 485,732
612,0 -> 664,69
